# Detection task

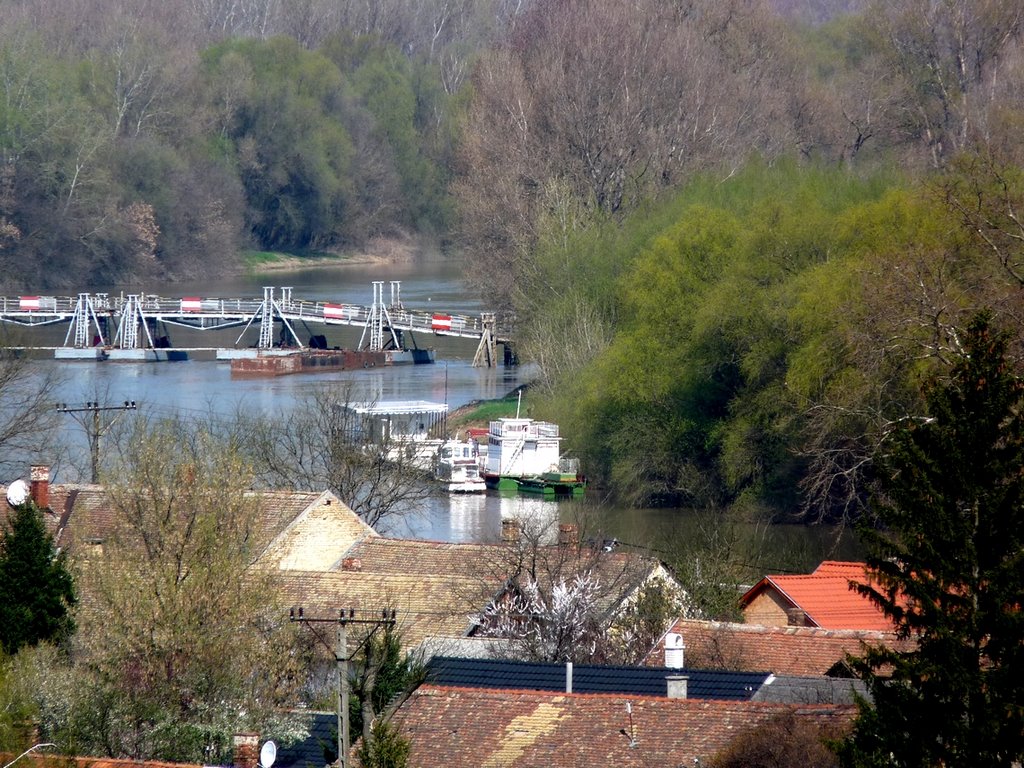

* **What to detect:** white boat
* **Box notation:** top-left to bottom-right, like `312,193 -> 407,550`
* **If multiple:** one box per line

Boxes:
435,439 -> 486,493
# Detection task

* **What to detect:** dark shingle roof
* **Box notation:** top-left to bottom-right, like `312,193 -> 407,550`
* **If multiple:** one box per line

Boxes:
273,711 -> 336,768
425,656 -> 770,701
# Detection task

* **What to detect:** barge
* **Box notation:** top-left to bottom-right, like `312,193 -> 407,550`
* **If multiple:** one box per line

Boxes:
225,347 -> 434,377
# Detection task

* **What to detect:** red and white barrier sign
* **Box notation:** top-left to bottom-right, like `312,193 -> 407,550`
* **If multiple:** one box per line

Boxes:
323,303 -> 346,320
432,314 -> 452,331
180,297 -> 202,312
19,296 -> 40,311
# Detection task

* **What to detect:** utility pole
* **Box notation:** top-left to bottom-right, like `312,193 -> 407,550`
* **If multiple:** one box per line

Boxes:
56,400 -> 137,482
290,607 -> 397,768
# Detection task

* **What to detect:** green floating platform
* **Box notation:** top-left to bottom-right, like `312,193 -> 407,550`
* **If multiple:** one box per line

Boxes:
486,472 -> 586,498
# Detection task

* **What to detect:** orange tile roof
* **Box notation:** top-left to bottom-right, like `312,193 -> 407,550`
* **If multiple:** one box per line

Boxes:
650,618 -> 913,676
741,560 -> 895,631
388,685 -> 854,768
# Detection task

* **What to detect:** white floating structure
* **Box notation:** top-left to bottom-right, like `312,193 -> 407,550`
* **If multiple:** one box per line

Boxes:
485,418 -> 561,477
342,399 -> 447,472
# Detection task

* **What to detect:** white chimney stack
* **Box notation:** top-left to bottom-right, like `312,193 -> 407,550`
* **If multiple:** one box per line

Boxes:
665,632 -> 685,668
666,674 -> 689,699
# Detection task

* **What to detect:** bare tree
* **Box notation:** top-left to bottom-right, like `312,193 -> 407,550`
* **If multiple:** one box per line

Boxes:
867,0 -> 1024,167
0,350 -> 64,480
470,509 -> 683,664
233,383 -> 434,531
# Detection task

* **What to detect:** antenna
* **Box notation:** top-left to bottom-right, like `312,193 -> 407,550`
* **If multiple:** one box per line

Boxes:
619,701 -> 637,748
259,740 -> 277,768
6,479 -> 29,507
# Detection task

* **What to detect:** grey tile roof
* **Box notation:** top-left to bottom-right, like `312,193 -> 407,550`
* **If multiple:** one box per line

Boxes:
425,656 -> 771,701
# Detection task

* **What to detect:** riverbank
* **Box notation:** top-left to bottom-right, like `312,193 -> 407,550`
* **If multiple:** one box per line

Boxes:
242,236 -> 446,274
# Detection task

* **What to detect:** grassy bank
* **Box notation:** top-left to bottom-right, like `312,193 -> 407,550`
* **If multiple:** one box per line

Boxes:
447,388 -> 530,434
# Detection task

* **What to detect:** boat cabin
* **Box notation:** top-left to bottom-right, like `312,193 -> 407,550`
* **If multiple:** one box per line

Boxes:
485,418 -> 561,477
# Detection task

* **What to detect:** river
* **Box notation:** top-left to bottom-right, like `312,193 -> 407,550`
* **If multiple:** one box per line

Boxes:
30,256 -> 857,569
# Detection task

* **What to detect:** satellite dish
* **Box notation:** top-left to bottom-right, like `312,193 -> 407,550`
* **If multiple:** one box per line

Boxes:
259,740 -> 277,768
6,479 -> 29,507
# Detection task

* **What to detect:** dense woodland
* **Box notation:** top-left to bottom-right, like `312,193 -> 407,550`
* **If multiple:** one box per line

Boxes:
2,0 -> 1024,522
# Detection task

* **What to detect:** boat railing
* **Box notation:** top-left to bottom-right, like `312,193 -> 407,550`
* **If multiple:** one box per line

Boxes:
488,420 -> 560,439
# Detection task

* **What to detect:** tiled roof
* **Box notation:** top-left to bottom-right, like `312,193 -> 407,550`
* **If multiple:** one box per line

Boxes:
3,755 -> 202,768
741,560 -> 895,631
652,618 -> 912,676
425,656 -> 771,701
0,483 -> 367,567
753,674 -> 869,705
389,685 -> 855,768
341,536 -> 497,578
276,549 -> 501,650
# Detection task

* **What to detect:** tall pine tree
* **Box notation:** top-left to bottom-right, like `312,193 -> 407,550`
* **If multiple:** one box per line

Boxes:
0,501 -> 76,654
842,313 -> 1024,767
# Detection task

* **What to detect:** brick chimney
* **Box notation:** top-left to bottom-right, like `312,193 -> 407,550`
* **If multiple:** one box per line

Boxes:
501,517 -> 521,543
30,465 -> 49,509
558,523 -> 578,549
341,557 -> 362,571
233,733 -> 259,768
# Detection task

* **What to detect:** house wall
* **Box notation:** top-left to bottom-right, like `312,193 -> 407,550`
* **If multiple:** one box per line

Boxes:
743,590 -> 796,627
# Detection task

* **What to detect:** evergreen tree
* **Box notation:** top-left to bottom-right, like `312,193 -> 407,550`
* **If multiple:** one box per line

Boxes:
0,501 -> 76,654
841,313 -> 1024,767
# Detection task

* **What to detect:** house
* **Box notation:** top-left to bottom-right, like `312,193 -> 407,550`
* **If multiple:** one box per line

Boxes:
3,467 -> 682,661
649,617 -> 913,677
1,732 -> 269,768
1,466 -> 374,569
740,560 -> 895,631
386,685 -> 854,768
276,537 -> 505,651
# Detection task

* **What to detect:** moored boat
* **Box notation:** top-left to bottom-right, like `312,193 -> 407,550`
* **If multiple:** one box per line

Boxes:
481,417 -> 585,497
435,439 -> 486,493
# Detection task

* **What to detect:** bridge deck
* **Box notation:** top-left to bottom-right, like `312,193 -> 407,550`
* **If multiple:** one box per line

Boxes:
0,293 -> 507,342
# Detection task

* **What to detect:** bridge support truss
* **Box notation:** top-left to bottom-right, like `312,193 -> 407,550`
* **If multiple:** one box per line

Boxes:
64,293 -> 106,349
358,281 -> 402,352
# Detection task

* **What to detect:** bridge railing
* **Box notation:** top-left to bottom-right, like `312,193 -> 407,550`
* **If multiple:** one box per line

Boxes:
0,295 -> 75,314
0,293 -> 515,341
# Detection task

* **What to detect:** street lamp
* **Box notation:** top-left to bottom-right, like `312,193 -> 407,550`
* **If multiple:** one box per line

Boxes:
3,743 -> 56,768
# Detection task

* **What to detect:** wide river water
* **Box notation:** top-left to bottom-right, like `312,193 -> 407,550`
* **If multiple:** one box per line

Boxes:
26,257 -> 857,567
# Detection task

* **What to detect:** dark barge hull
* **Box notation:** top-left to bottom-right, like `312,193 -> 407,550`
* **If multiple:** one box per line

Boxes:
229,348 -> 434,377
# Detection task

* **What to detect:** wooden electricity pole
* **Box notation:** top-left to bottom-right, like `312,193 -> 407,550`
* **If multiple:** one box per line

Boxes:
56,400 -> 137,482
290,607 -> 397,768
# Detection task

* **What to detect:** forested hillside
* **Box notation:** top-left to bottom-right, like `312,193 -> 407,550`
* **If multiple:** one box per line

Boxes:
0,0 -> 477,288
450,0 -> 1024,521
2,0 -> 1023,522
